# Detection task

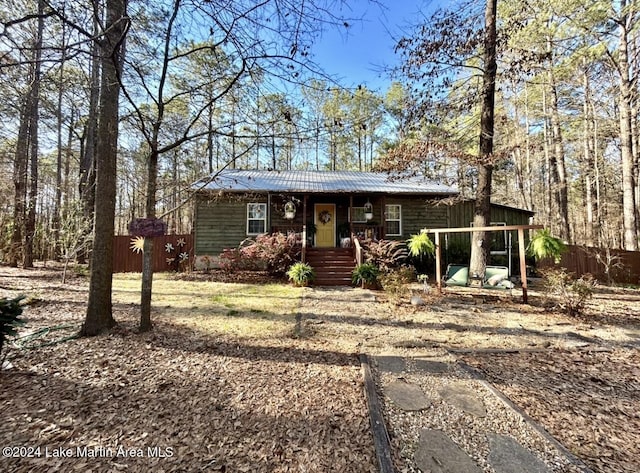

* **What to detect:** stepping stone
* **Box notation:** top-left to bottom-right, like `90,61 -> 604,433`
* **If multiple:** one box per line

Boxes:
385,380 -> 431,411
413,358 -> 449,374
415,429 -> 482,473
374,355 -> 406,373
488,434 -> 552,473
438,384 -> 487,417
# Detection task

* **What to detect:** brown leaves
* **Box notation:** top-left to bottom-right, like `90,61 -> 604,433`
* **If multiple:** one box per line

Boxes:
0,266 -> 377,473
462,349 -> 640,473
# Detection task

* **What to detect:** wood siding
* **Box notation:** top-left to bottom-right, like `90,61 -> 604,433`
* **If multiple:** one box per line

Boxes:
385,196 -> 449,239
444,200 -> 535,271
194,193 -> 532,262
195,195 -> 259,255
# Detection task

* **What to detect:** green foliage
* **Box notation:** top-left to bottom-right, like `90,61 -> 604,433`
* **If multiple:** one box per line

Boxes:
543,269 -> 595,317
286,262 -> 316,287
379,266 -> 416,303
1,296 -> 25,359
364,239 -> 409,272
527,229 -> 567,263
407,232 -> 435,258
352,263 -> 380,287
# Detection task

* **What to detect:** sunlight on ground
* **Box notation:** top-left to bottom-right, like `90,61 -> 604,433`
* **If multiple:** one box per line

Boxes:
112,273 -> 302,338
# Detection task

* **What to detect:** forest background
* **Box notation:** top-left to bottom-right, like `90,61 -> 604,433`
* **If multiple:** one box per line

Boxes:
1,0 -> 639,270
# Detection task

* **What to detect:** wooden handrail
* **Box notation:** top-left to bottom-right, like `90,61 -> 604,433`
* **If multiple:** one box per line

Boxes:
302,224 -> 307,263
353,234 -> 363,266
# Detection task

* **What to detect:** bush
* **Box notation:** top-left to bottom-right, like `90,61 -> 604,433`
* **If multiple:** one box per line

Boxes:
250,233 -> 301,276
527,229 -> 567,263
364,239 -> 409,272
543,268 -> 596,316
352,263 -> 380,288
407,232 -> 435,258
218,247 -> 259,272
1,296 -> 24,360
407,232 -> 435,273
286,262 -> 316,286
379,266 -> 416,303
219,233 -> 300,276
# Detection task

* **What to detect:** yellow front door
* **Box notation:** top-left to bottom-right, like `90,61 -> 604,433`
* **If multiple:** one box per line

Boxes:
315,204 -> 335,247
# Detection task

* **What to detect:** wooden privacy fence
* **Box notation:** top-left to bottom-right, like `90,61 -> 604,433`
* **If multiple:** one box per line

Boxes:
541,245 -> 640,285
113,234 -> 194,273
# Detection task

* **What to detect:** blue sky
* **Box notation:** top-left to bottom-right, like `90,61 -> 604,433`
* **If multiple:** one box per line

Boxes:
310,0 -> 437,92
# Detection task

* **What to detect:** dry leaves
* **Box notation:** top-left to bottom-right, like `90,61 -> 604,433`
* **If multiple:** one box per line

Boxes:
461,348 -> 640,473
0,266 -> 376,473
1,266 -> 639,473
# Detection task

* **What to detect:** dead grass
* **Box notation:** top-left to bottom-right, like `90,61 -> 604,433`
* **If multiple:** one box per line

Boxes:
112,274 -> 302,339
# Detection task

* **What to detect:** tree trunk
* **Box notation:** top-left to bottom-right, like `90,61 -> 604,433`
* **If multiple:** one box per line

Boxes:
469,0 -> 497,281
618,1 -> 638,250
53,20 -> 67,262
11,95 -> 29,268
548,72 -> 570,242
82,0 -> 128,336
550,78 -> 571,241
583,63 -> 596,247
139,143 -> 158,333
78,0 -> 101,264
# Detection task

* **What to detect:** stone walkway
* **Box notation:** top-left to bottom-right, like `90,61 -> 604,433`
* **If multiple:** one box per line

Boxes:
371,353 -> 591,473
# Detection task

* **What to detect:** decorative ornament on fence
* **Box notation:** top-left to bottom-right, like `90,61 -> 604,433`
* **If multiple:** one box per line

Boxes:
162,238 -> 190,270
130,236 -> 145,254
128,217 -> 167,237
127,233 -> 191,272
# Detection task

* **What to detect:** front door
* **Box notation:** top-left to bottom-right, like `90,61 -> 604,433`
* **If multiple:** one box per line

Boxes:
315,204 -> 335,247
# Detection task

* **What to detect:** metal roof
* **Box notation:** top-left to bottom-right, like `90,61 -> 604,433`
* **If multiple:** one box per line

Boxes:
194,169 -> 458,195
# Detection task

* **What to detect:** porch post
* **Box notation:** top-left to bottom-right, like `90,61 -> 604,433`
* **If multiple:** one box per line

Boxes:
302,195 -> 308,263
518,227 -> 528,303
267,193 -> 272,233
381,195 -> 386,239
435,231 -> 442,293
349,195 -> 354,238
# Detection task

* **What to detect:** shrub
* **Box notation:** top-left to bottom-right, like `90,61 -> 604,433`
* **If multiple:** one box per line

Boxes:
543,268 -> 596,316
407,232 -> 435,273
287,262 -> 316,286
218,247 -> 259,272
527,229 -> 566,263
407,232 -> 435,258
219,233 -> 300,276
379,266 -> 416,303
1,296 -> 24,360
364,239 -> 409,272
249,233 -> 301,276
352,263 -> 380,288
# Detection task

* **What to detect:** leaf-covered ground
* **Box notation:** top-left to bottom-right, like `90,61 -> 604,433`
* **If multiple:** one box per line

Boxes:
0,266 -> 376,473
1,265 -> 639,472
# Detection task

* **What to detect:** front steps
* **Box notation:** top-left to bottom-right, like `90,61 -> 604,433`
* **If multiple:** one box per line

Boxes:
305,247 -> 355,286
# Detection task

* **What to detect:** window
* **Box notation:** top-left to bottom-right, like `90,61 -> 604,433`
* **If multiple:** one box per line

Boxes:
351,207 -> 367,223
385,204 -> 402,236
247,203 -> 267,235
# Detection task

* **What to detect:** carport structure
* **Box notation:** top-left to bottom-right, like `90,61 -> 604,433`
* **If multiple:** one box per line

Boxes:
424,224 -> 543,303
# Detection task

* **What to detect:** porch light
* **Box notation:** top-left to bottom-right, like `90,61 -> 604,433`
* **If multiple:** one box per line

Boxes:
284,201 -> 296,219
364,199 -> 373,221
